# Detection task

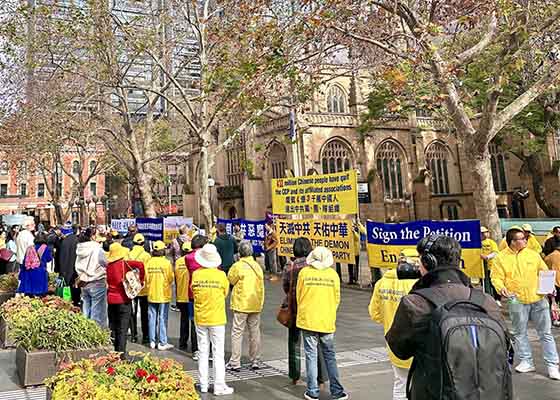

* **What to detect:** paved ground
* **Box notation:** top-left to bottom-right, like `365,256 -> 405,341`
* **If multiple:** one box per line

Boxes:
1,276 -> 560,399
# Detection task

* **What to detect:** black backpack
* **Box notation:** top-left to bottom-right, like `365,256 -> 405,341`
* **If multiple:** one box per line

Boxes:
407,288 -> 513,400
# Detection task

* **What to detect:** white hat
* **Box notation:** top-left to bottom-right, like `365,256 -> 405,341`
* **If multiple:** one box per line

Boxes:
195,243 -> 222,268
306,246 -> 334,270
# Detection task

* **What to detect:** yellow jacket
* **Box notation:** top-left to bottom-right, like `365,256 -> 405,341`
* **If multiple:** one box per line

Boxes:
129,245 -> 151,296
368,269 -> 417,369
544,250 -> 560,287
481,238 -> 499,271
228,257 -> 264,313
499,235 -> 542,254
145,256 -> 174,303
192,268 -> 229,326
296,265 -> 340,333
175,256 -> 190,303
491,247 -> 549,304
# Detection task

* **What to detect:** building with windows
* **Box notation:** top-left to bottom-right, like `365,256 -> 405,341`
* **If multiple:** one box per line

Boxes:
0,150 -> 106,226
184,72 -> 560,225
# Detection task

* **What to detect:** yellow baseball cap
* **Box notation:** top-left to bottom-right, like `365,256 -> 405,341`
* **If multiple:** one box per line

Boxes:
480,226 -> 489,233
181,241 -> 192,252
521,223 -> 533,233
133,233 -> 145,244
153,241 -> 166,251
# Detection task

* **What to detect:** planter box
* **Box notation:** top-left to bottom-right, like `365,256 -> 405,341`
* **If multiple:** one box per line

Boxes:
0,317 -> 15,349
16,346 -> 109,387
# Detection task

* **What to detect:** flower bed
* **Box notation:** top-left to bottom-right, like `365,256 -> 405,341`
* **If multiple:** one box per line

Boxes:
46,352 -> 200,399
0,296 -> 111,386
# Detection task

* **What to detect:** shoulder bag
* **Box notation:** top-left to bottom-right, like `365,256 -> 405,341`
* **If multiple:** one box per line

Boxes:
122,261 -> 144,299
276,266 -> 293,328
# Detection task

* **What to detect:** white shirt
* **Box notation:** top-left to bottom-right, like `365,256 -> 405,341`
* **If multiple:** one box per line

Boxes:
15,230 -> 35,264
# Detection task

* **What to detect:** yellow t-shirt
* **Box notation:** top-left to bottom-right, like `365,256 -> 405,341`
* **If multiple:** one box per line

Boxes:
192,268 -> 229,326
145,256 -> 174,303
175,256 -> 190,303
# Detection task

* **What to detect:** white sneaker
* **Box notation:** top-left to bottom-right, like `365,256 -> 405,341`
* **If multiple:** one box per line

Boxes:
192,350 -> 200,361
515,361 -> 536,373
158,343 -> 174,351
199,384 -> 208,393
150,342 -> 156,349
548,366 -> 560,380
214,385 -> 234,396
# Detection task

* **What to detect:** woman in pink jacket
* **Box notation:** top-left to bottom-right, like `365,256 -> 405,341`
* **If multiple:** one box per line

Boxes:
184,234 -> 208,360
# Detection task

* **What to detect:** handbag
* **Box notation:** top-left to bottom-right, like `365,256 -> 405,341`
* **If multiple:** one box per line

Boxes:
0,248 -> 14,262
122,261 -> 144,299
276,266 -> 294,328
55,277 -> 72,302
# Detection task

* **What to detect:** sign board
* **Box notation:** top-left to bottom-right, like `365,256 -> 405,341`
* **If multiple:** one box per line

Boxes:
110,219 -> 136,235
271,170 -> 358,215
217,218 -> 266,254
136,217 -> 164,242
366,219 -> 483,278
357,182 -> 371,204
276,219 -> 355,264
163,217 -> 193,244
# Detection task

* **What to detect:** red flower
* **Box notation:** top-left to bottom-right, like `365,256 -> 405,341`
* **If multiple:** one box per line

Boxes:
106,367 -> 116,376
135,368 -> 148,379
146,374 -> 159,383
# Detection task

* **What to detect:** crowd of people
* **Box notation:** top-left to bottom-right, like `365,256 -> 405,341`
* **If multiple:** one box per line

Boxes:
1,216 -> 560,400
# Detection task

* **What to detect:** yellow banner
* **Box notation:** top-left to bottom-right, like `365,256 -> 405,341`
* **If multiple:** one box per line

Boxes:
367,244 -> 484,279
276,219 -> 355,264
272,170 -> 358,215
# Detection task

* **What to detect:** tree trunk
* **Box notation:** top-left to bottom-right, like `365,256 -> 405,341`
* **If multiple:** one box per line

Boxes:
54,203 -> 64,225
136,167 -> 157,217
525,153 -> 560,217
198,146 -> 213,230
465,137 -> 502,239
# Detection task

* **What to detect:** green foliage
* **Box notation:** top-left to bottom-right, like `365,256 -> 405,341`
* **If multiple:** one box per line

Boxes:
1,296 -> 110,352
0,273 -> 19,293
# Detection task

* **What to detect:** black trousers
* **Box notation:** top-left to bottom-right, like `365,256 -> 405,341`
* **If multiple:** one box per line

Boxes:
130,295 -> 149,342
177,302 -> 197,352
108,302 -> 132,355
347,255 -> 360,284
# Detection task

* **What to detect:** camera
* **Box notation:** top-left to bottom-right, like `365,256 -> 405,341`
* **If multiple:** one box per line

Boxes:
396,260 -> 421,280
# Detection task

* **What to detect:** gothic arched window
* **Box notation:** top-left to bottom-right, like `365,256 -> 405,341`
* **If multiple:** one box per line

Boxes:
321,139 -> 353,174
489,143 -> 508,192
269,143 -> 287,179
376,140 -> 405,199
327,85 -> 347,114
425,142 -> 450,194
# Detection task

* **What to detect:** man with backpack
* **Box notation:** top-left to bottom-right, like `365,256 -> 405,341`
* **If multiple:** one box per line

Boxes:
386,235 -> 511,400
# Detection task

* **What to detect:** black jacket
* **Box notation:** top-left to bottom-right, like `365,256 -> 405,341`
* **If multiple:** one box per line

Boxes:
386,266 -> 505,400
56,234 -> 79,285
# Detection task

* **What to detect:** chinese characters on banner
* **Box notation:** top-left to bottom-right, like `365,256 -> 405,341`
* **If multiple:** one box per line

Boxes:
366,220 -> 484,278
276,219 -> 355,263
217,218 -> 266,254
271,170 -> 358,215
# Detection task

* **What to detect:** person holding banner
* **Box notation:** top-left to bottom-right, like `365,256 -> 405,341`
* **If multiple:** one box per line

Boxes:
480,227 -> 500,304
264,222 -> 279,280
492,226 -> 560,379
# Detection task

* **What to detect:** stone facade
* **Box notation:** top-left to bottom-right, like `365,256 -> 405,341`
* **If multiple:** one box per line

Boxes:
184,74 -> 560,226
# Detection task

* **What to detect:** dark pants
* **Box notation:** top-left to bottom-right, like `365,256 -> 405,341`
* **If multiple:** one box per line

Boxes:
108,302 -> 132,355
130,295 -> 149,342
71,286 -> 81,307
178,302 -> 197,351
370,267 -> 382,286
335,263 -> 342,280
347,255 -> 360,284
482,262 -> 500,300
288,324 -> 328,383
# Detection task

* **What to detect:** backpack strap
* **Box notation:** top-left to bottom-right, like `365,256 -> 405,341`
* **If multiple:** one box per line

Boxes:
411,288 -> 449,309
469,288 -> 487,309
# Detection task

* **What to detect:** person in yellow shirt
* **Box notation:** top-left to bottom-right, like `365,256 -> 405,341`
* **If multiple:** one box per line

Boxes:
491,227 -> 560,379
175,241 -> 191,351
347,220 -> 366,285
544,245 -> 560,324
369,253 -> 417,400
480,226 -> 500,303
145,240 -> 174,351
498,224 -> 542,254
128,233 -> 151,344
191,243 -> 233,396
226,240 -> 265,372
296,246 -> 348,400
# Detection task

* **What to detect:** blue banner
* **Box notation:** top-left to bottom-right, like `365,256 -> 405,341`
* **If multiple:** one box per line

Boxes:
217,218 -> 266,255
136,217 -> 164,242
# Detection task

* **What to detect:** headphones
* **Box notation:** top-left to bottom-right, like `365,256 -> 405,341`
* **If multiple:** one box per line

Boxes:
420,234 -> 441,272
